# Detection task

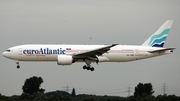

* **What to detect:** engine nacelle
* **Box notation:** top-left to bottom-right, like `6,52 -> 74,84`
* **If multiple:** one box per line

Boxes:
57,55 -> 73,65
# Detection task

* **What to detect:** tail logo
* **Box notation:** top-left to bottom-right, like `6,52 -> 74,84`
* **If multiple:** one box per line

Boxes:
149,29 -> 170,47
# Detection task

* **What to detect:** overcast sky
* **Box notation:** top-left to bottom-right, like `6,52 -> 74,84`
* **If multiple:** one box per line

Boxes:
0,0 -> 180,97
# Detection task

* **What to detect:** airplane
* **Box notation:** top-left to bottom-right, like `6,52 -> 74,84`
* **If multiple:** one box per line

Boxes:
2,20 -> 175,71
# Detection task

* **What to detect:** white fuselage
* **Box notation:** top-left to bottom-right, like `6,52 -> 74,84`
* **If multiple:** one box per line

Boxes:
3,44 -> 171,63
2,20 -> 174,71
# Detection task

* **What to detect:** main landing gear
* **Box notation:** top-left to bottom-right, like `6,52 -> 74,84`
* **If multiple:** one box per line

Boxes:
16,61 -> 20,69
83,65 -> 95,71
83,59 -> 95,71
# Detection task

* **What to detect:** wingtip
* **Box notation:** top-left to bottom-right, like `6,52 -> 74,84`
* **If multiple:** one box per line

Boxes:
112,43 -> 118,46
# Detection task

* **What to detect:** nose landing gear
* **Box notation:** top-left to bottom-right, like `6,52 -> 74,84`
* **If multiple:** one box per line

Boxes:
16,61 -> 20,69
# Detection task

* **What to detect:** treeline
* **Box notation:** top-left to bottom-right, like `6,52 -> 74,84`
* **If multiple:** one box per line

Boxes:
1,76 -> 180,101
1,92 -> 180,101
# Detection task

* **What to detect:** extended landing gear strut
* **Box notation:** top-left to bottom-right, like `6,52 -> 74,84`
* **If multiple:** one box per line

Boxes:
83,59 -> 95,71
16,61 -> 20,69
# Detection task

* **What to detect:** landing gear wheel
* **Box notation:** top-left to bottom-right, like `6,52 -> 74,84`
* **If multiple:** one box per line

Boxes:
90,67 -> 94,71
83,65 -> 87,69
87,67 -> 90,70
17,65 -> 20,69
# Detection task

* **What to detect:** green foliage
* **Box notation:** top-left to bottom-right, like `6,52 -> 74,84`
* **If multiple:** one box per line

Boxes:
135,95 -> 157,101
46,90 -> 71,97
2,77 -> 180,101
49,92 -> 63,101
134,83 -> 154,98
83,97 -> 97,101
22,76 -> 45,95
46,90 -> 73,101
0,93 -> 7,100
20,92 -> 48,101
1,93 -> 180,101
156,94 -> 180,101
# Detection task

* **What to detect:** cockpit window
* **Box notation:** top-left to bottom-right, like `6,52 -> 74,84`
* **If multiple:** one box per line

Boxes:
6,49 -> 11,52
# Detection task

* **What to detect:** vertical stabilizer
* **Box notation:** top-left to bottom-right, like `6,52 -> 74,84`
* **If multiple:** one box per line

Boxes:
142,20 -> 173,47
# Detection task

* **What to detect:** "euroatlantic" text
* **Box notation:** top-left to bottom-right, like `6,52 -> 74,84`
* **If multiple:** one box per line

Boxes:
23,48 -> 68,54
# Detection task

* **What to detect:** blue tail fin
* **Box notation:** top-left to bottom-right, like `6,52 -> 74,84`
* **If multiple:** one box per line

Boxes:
142,20 -> 173,47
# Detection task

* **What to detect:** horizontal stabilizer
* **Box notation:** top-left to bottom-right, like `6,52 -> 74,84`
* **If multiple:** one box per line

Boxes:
148,48 -> 176,53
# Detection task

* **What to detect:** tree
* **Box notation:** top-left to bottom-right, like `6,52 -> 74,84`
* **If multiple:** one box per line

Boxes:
49,92 -> 62,101
22,76 -> 45,95
0,93 -> 6,100
83,97 -> 97,101
134,83 -> 154,98
72,88 -> 76,97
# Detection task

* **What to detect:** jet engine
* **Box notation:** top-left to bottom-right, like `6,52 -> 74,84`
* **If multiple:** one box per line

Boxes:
57,55 -> 73,65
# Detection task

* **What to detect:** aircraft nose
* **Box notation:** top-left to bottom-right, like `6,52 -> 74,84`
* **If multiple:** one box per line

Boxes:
2,52 -> 5,56
2,51 -> 9,58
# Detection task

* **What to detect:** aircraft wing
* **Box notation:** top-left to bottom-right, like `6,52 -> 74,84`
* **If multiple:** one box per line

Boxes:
73,44 -> 118,59
148,48 -> 176,53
